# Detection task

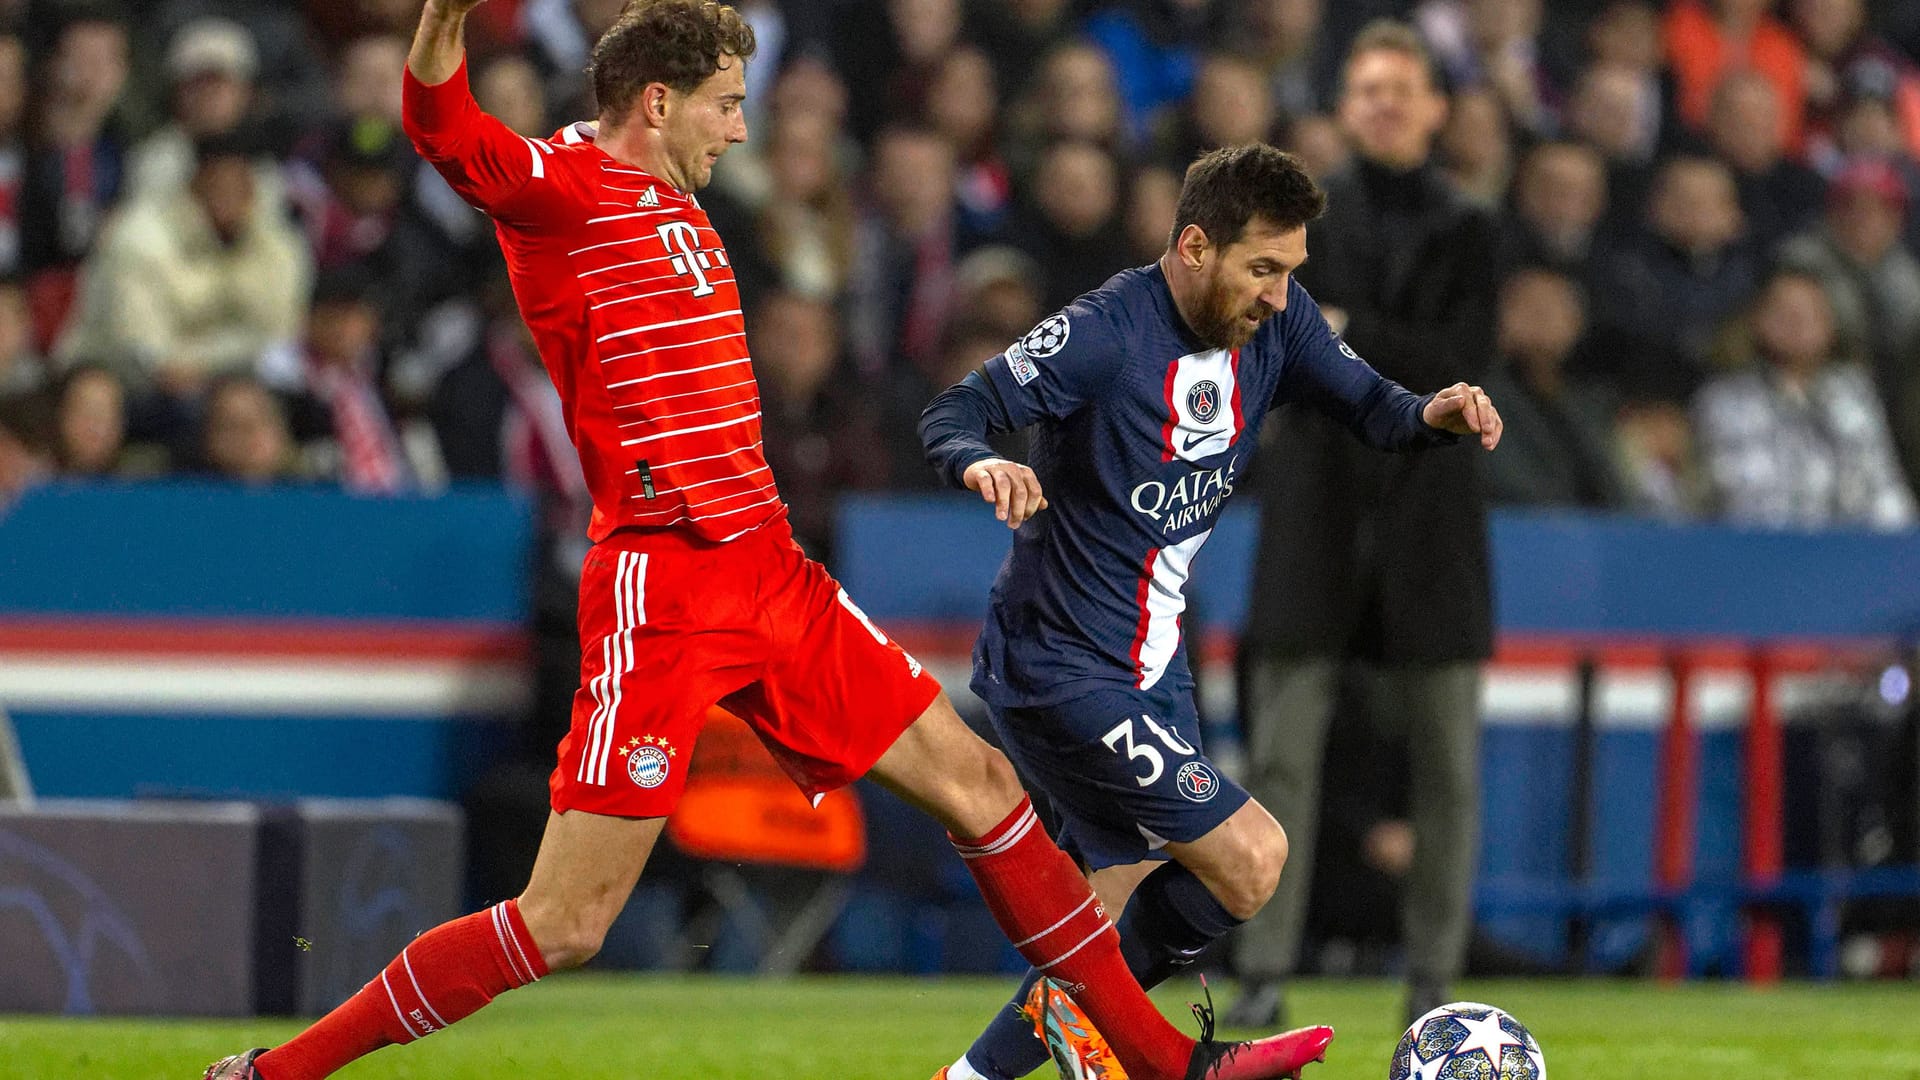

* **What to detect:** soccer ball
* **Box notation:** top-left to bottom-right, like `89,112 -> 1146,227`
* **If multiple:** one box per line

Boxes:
1388,1001 -> 1545,1080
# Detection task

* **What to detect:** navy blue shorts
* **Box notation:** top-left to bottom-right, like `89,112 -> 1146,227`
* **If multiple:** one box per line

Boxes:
985,682 -> 1248,872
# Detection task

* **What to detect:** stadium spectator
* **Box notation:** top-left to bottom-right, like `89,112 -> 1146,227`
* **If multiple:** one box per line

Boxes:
1007,140 -> 1130,312
18,6 -> 131,341
1481,268 -> 1624,509
515,0 -> 627,117
1007,41 -> 1126,171
56,132 -> 310,399
927,47 -> 1013,238
1590,155 -> 1758,401
0,396 -> 47,509
1695,267 -> 1916,530
750,290 -> 888,556
472,50 -> 550,138
1615,399 -> 1709,518
736,110 -> 851,302
969,0 -> 1076,99
1794,0 -> 1920,169
1565,61 -> 1660,226
0,276 -> 41,401
951,244 -> 1044,342
1416,0 -> 1558,136
1706,70 -> 1826,253
1584,1 -> 1670,157
1282,111 -> 1350,179
333,34 -> 410,126
1776,160 -> 1920,486
126,19 -> 279,208
291,116 -> 413,276
1503,139 -> 1610,280
1438,86 -> 1515,207
1233,0 -> 1337,118
0,32 -> 23,279
198,373 -> 296,484
1232,20 -> 1497,1031
847,125 -> 969,373
49,363 -> 130,477
1082,0 -> 1215,138
834,0 -> 965,141
1663,0 -> 1807,154
275,270 -> 416,494
1151,52 -> 1279,171
1124,163 -> 1182,263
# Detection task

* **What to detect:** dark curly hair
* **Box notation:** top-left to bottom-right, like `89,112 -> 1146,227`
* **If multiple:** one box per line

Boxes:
1169,143 -> 1327,250
590,0 -> 757,121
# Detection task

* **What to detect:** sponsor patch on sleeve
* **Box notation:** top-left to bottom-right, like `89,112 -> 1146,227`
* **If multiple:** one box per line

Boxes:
1006,341 -> 1041,385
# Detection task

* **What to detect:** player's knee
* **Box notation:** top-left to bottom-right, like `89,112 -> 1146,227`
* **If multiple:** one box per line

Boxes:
1218,820 -> 1288,920
515,895 -> 611,971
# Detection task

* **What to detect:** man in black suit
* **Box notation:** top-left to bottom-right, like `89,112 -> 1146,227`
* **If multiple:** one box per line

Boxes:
1229,20 -> 1497,1029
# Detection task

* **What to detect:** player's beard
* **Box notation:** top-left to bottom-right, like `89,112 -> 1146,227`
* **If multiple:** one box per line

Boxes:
1192,271 -> 1273,350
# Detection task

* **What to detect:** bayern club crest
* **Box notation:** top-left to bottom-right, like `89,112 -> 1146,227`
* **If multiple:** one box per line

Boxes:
619,735 -> 675,788
1186,380 -> 1222,424
1175,761 -> 1219,802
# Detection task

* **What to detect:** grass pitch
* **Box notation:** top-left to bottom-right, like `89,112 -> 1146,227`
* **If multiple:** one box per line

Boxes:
4,975 -> 1918,1079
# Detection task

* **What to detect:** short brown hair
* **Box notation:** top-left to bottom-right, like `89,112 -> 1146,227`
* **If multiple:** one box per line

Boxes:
590,0 -> 756,120
1345,19 -> 1440,92
1170,143 -> 1326,249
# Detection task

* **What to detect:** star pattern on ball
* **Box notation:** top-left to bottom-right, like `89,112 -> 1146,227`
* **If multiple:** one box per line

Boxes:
1452,1013 -> 1523,1076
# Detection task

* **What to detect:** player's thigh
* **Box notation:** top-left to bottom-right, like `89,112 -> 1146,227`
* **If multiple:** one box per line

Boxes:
1163,799 -> 1289,919
993,686 -> 1250,874
734,549 -> 999,818
553,541 -> 759,819
517,809 -> 666,968
864,691 -> 1024,836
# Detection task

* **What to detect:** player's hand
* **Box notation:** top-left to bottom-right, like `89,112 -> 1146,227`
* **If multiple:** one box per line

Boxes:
1422,382 -> 1502,450
963,457 -> 1049,529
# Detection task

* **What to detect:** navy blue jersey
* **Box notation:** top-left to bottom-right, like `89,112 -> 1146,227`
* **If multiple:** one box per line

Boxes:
922,261 -> 1453,708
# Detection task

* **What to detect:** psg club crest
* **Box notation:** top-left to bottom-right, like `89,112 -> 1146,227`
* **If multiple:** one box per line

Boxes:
1175,761 -> 1219,802
1187,380 -> 1221,424
619,735 -> 675,789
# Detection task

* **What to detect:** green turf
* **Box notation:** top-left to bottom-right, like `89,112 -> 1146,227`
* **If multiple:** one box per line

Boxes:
4,975 -> 1919,1079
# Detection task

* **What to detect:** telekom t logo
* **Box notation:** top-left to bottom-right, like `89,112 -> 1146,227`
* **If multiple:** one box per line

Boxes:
656,220 -> 730,298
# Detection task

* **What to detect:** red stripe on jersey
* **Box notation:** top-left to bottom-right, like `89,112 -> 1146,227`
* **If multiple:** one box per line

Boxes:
1229,347 -> 1246,437
1127,548 -> 1160,688
1158,360 -> 1179,463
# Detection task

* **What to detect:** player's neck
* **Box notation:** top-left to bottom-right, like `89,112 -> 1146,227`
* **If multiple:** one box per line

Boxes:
1156,252 -> 1207,343
594,118 -> 690,191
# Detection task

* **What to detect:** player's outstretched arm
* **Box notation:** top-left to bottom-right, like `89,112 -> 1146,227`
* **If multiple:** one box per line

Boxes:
920,370 -> 1050,528
409,0 -> 488,86
1420,381 -> 1503,451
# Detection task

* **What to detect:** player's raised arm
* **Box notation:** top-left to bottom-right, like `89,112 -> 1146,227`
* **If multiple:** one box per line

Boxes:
403,0 -> 574,223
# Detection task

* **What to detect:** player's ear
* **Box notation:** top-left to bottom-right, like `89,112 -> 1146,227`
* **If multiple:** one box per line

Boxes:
1175,224 -> 1210,271
640,82 -> 672,128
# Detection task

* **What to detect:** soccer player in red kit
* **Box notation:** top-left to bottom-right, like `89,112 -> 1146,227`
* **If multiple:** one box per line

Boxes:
204,2 -> 1334,1078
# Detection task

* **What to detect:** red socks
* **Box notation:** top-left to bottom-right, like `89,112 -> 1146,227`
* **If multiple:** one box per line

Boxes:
255,900 -> 548,1080
952,798 -> 1193,1080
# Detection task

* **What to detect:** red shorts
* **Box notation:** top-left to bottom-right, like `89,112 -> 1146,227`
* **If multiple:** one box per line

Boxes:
549,519 -> 940,818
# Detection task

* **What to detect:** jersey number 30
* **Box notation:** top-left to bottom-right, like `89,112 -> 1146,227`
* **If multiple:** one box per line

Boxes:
1100,715 -> 1197,786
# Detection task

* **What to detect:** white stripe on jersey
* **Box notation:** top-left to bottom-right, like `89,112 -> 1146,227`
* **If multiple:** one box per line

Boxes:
601,337 -> 747,369
1135,529 -> 1212,691
619,410 -> 761,447
596,308 -> 740,345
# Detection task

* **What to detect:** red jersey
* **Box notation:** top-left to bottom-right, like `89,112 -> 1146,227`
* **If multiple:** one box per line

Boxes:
402,62 -> 782,545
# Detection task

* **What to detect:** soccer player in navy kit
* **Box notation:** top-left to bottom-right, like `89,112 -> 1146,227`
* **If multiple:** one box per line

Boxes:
920,144 -> 1503,1080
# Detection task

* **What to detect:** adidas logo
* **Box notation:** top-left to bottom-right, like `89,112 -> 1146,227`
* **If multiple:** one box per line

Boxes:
637,186 -> 660,208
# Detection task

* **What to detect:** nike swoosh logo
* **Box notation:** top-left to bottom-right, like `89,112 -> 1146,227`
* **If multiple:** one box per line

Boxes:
1181,431 -> 1219,452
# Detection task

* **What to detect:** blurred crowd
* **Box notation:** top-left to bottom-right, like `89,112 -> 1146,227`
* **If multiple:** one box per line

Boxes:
5,0 -> 1920,549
